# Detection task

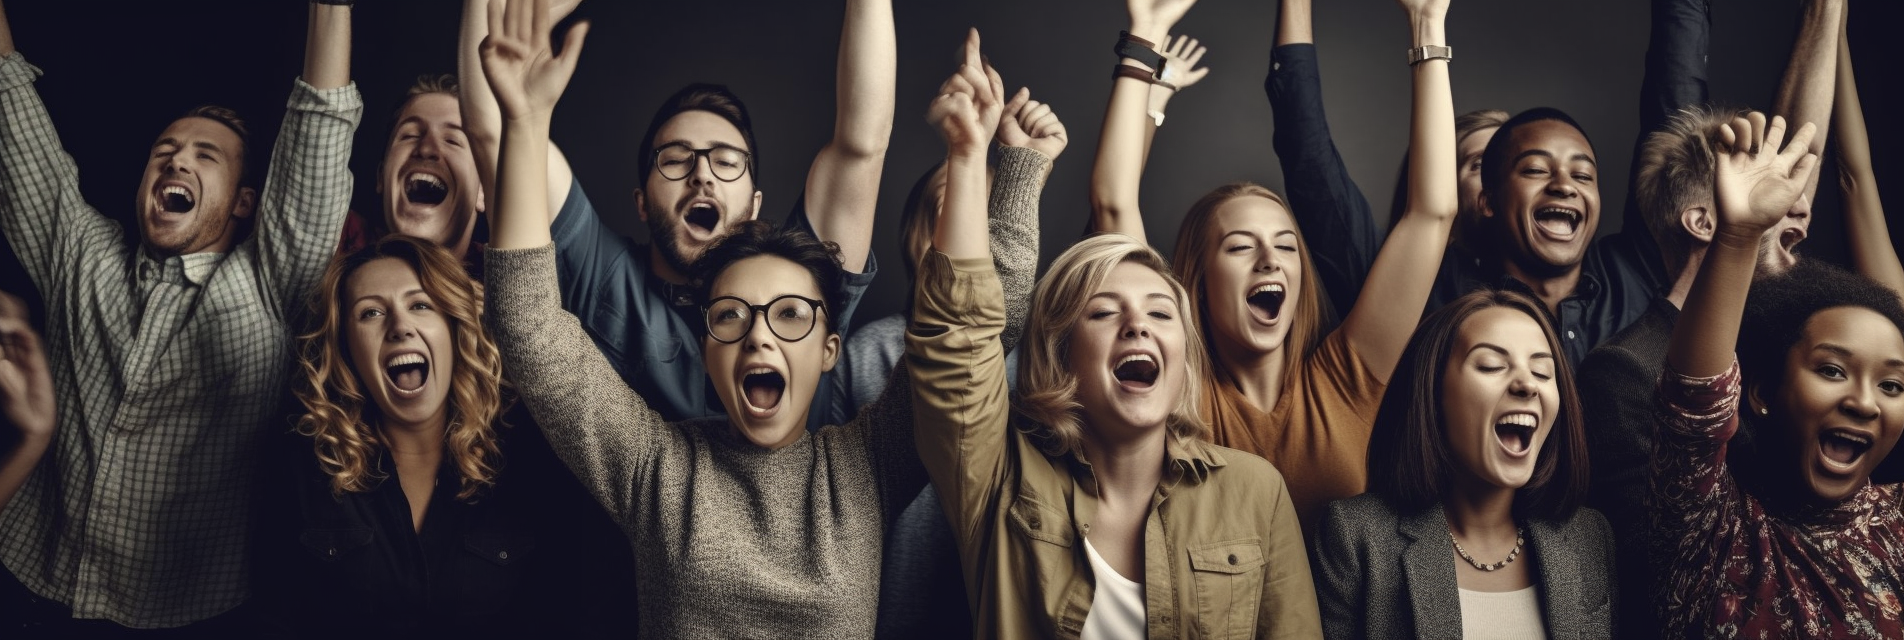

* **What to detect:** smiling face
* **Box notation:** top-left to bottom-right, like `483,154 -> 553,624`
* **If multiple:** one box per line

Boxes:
136,116 -> 253,257
1067,261 -> 1191,436
1199,195 -> 1304,358
1483,119 -> 1601,276
638,111 -> 762,276
1441,306 -> 1562,491
703,255 -> 839,448
379,93 -> 483,252
1759,306 -> 1904,503
343,257 -> 454,431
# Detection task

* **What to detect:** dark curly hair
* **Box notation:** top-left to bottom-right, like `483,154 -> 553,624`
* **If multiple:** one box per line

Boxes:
692,220 -> 846,335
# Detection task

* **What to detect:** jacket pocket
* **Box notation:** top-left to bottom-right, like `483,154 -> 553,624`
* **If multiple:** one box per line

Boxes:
1188,537 -> 1265,640
299,527 -> 375,564
1007,495 -> 1074,548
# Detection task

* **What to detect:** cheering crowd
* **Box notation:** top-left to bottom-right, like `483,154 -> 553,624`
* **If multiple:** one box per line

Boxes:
0,0 -> 1897,638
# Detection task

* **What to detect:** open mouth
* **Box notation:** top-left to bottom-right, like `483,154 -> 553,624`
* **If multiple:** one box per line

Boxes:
684,203 -> 720,235
1494,413 -> 1537,455
1246,284 -> 1286,322
1819,429 -> 1874,468
1533,206 -> 1582,239
742,368 -> 785,412
1112,354 -> 1159,389
384,352 -> 430,396
404,172 -> 449,206
1779,227 -> 1806,254
159,185 -> 196,213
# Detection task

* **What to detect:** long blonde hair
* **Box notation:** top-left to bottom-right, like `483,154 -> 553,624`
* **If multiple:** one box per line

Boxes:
293,235 -> 509,501
1170,183 -> 1332,392
1014,234 -> 1211,457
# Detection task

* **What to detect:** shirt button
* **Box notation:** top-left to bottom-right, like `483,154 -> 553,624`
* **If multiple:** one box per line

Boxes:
1080,523 -> 1091,534
498,551 -> 509,560
1565,330 -> 1576,340
1228,554 -> 1238,565
1028,517 -> 1041,530
326,548 -> 337,558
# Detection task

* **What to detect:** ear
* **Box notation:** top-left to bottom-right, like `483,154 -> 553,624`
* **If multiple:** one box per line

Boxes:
474,184 -> 487,215
749,191 -> 763,221
819,330 -> 841,373
1745,381 -> 1769,418
634,188 -> 649,222
231,187 -> 258,220
1680,205 -> 1714,242
1478,191 -> 1497,220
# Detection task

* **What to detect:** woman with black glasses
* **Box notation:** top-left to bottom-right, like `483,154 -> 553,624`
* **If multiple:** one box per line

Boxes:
469,2 -> 1039,637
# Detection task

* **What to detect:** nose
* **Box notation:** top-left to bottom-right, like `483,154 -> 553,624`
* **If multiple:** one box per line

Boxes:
1508,370 -> 1538,398
1840,386 -> 1880,422
740,308 -> 777,351
385,311 -> 417,343
1255,247 -> 1282,274
1545,176 -> 1579,198
414,133 -> 443,160
1121,313 -> 1152,340
688,153 -> 717,188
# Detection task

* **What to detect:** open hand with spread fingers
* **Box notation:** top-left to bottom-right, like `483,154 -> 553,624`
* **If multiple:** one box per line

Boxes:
928,29 -> 1006,160
1156,34 -> 1209,91
480,0 -> 591,122
0,291 -> 53,442
1713,112 -> 1819,243
997,88 -> 1068,163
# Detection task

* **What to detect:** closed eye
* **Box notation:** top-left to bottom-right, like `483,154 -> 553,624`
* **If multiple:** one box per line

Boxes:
1225,244 -> 1254,254
358,307 -> 385,320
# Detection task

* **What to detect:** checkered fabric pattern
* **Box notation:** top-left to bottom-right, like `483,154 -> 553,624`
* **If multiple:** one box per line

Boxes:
0,52 -> 361,628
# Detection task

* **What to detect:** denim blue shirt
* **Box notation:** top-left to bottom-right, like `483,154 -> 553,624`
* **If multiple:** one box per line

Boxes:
549,177 -> 875,428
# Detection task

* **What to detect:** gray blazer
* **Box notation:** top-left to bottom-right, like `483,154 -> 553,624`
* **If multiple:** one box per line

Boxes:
1310,493 -> 1616,639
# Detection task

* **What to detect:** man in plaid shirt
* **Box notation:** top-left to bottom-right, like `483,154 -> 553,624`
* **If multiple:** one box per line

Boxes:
0,1 -> 361,632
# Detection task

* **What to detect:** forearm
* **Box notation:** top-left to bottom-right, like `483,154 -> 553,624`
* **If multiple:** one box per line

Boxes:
460,0 -> 502,200
0,0 -> 14,57
935,151 -> 989,261
1275,0 -> 1312,46
0,432 -> 47,511
1773,0 -> 1844,203
1666,235 -> 1756,379
988,146 -> 1049,349
301,2 -> 351,91
803,0 -> 894,273
1088,73 -> 1155,240
1831,33 -> 1901,294
491,117 -> 554,250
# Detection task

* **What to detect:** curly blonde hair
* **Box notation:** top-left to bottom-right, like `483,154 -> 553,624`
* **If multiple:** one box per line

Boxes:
1014,234 -> 1211,457
293,235 -> 509,501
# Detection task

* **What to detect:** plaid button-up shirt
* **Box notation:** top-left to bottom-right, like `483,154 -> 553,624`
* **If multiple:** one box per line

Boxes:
0,52 -> 360,628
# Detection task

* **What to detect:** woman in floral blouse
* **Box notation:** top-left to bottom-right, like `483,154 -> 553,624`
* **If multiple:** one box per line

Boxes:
1653,111 -> 1904,638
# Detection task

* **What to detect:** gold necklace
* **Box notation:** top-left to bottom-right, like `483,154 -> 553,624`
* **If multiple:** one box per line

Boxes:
1450,527 -> 1525,572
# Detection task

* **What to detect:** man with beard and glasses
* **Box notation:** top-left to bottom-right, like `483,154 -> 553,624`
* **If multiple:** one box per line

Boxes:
459,0 -> 892,427
0,0 -> 360,633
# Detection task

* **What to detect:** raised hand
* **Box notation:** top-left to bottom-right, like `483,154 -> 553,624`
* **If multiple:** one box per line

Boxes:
927,29 -> 1005,160
0,291 -> 53,442
1712,112 -> 1819,242
1156,35 -> 1210,91
480,0 -> 590,123
997,88 -> 1068,162
1396,0 -> 1450,19
1127,0 -> 1198,35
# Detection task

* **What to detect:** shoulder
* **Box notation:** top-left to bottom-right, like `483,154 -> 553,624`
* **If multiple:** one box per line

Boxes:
1321,493 -> 1401,532
1204,444 -> 1288,491
847,314 -> 908,347
1542,506 -> 1615,552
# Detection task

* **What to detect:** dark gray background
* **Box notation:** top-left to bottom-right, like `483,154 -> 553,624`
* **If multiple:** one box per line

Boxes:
4,0 -> 1896,323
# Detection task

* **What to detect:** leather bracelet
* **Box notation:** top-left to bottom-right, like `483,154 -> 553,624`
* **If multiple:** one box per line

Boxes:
1112,64 -> 1177,92
1407,45 -> 1453,66
1114,31 -> 1165,74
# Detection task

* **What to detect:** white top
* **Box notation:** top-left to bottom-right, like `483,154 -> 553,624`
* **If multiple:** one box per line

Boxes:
1457,586 -> 1548,640
1081,538 -> 1146,640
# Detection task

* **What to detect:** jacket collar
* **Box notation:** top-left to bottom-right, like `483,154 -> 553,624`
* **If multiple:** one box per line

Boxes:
1064,436 -> 1229,490
1396,505 -> 1591,640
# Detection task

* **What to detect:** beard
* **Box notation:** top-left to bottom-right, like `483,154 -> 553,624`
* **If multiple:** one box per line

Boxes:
643,195 -> 752,278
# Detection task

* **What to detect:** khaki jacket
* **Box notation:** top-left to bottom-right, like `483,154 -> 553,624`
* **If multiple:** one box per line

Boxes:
908,253 -> 1323,639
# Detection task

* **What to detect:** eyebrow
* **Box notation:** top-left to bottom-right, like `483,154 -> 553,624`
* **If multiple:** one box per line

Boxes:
1512,149 -> 1598,169
353,288 -> 427,306
397,116 -> 465,132
1816,343 -> 1904,368
657,140 -> 748,152
1088,291 -> 1179,305
153,138 -> 227,156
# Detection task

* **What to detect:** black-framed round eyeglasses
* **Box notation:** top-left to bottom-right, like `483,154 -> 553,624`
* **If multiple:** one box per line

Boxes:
653,143 -> 752,182
703,294 -> 827,344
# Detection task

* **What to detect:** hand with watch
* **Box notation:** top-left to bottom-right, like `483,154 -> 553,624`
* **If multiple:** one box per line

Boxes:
1111,33 -> 1209,126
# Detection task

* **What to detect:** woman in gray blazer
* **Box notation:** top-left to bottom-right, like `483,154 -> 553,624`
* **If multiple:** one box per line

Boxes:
1310,289 -> 1615,639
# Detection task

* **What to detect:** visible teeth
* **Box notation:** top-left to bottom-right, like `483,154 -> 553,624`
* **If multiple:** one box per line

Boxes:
1116,354 -> 1155,367
1537,207 -> 1579,221
1251,284 -> 1285,296
745,368 -> 775,376
1833,432 -> 1872,446
385,353 -> 426,368
161,186 -> 189,197
406,173 -> 446,188
1497,413 -> 1537,428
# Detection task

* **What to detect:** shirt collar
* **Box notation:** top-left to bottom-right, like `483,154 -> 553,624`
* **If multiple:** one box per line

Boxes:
1065,436 -> 1229,488
134,249 -> 224,287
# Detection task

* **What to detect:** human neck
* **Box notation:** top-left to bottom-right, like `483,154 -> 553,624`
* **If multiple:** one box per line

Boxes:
1218,339 -> 1287,414
1079,422 -> 1167,504
1501,258 -> 1582,316
650,250 -> 691,286
381,411 -> 448,461
1443,477 -> 1519,541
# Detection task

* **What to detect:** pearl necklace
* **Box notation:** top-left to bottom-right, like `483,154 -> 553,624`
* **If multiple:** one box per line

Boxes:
1450,527 -> 1525,572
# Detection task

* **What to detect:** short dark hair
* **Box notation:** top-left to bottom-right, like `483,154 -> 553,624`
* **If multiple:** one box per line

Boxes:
1739,260 -> 1904,484
1366,288 -> 1591,521
390,73 -> 461,124
180,104 -> 250,186
1479,107 -> 1595,199
692,221 -> 845,335
638,83 -> 759,184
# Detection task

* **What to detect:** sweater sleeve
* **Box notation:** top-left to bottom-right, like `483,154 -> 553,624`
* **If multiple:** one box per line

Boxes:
987,146 -> 1047,350
484,243 -> 674,528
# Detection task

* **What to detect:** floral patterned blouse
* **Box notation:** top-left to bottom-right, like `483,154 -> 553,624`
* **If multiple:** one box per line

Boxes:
1652,359 -> 1904,638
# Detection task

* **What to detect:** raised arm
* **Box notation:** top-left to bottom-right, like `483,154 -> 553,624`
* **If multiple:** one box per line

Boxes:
1336,0 -> 1457,382
991,88 -> 1064,348
1089,0 -> 1203,240
302,2 -> 350,90
1267,0 -> 1383,316
460,0 -> 578,226
802,0 -> 895,273
1831,31 -> 1900,295
0,289 -> 52,511
928,29 -> 1000,263
1667,114 -> 1816,378
481,0 -> 587,251
1771,0 -> 1844,208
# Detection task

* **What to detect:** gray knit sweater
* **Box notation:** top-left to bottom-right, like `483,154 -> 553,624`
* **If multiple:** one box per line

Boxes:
481,148 -> 1046,639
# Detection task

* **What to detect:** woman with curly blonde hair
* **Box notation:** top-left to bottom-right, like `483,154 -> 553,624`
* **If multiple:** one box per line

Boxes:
253,234 -> 561,636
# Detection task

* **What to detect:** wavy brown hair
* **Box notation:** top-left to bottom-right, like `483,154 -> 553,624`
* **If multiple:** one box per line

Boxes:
293,235 -> 509,501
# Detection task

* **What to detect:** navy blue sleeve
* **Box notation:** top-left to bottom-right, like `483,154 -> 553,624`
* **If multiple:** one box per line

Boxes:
1612,0 -> 1713,289
782,190 -> 879,431
1266,43 -> 1382,317
549,175 -> 643,382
